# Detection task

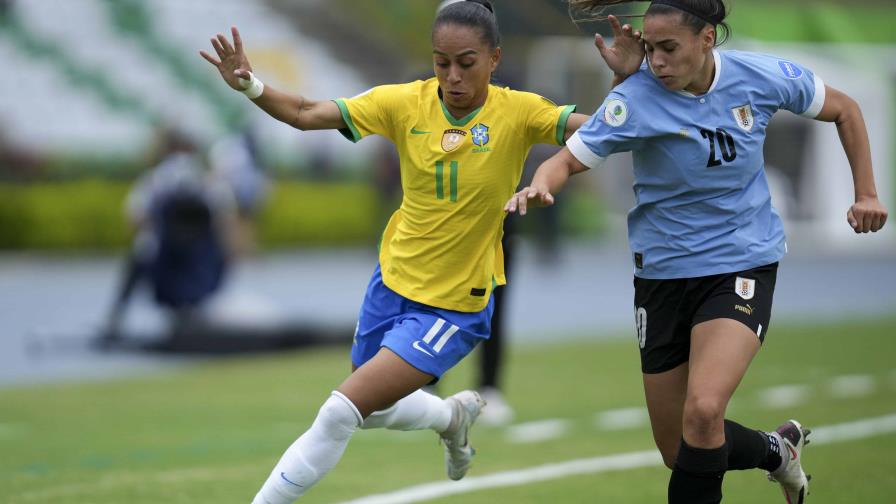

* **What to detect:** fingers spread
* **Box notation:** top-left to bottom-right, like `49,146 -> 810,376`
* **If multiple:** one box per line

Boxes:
608,15 -> 623,38
232,26 -> 243,52
217,33 -> 234,54
199,50 -> 220,66
594,34 -> 608,55
211,37 -> 226,59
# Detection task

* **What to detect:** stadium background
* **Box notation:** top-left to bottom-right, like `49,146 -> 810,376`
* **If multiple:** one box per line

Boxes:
1,1 -> 894,503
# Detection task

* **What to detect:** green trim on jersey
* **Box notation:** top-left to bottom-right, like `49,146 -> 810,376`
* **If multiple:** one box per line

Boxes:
555,105 -> 577,146
334,99 -> 362,143
440,100 -> 483,127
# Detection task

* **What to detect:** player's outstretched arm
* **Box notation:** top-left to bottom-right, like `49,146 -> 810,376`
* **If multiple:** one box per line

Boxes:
505,147 -> 588,216
200,26 -> 345,131
563,113 -> 591,141
814,85 -> 888,233
594,15 -> 645,88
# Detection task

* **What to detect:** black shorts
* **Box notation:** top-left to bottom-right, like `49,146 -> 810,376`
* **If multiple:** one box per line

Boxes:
633,262 -> 778,374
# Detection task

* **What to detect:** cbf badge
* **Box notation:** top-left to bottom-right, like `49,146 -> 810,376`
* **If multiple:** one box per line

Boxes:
735,276 -> 756,300
471,123 -> 490,146
732,104 -> 754,132
441,129 -> 467,152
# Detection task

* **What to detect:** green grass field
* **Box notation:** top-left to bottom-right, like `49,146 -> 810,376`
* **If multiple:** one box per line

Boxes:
2,318 -> 895,503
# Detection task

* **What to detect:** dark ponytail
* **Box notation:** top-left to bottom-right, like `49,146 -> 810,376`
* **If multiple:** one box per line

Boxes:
569,0 -> 731,46
433,0 -> 501,49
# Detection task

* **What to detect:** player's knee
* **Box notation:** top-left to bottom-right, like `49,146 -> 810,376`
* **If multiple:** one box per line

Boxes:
360,403 -> 398,430
317,391 -> 363,434
682,396 -> 725,436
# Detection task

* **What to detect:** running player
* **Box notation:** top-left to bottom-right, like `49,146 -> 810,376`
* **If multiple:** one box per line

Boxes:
506,1 -> 888,503
201,1 -> 589,502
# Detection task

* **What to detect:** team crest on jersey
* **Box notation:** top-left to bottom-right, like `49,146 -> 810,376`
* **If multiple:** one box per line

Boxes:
471,123 -> 490,146
731,104 -> 754,132
441,129 -> 467,152
735,277 -> 756,300
603,99 -> 628,127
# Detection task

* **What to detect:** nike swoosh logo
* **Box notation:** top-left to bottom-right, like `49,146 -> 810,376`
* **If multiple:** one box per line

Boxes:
280,472 -> 304,487
410,127 -> 431,135
787,444 -> 798,461
412,340 -> 434,357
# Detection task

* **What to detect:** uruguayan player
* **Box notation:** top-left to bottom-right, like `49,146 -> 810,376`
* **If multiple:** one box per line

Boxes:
508,1 -> 888,503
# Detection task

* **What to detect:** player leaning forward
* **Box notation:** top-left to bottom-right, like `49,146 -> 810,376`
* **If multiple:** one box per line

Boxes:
507,0 -> 888,503
202,1 -> 587,502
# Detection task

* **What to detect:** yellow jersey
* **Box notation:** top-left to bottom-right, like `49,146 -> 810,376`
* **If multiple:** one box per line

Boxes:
335,78 -> 575,312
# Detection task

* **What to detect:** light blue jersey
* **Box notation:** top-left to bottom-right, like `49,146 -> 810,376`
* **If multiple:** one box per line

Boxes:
568,50 -> 825,279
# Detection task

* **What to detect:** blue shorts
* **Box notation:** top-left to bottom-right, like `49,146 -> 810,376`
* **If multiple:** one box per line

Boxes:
351,265 -> 494,378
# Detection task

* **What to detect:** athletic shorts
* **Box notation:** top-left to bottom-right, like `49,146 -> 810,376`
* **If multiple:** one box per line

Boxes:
633,262 -> 778,374
351,264 -> 494,379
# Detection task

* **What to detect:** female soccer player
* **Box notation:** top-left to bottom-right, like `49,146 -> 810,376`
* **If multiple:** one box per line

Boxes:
202,1 -> 589,502
506,1 -> 888,503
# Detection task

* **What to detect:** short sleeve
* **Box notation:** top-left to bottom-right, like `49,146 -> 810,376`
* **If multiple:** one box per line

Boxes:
567,92 -> 643,170
761,56 -> 826,118
333,85 -> 402,143
519,92 -> 576,147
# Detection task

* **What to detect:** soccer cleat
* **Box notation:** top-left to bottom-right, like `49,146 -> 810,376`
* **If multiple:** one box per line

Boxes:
440,390 -> 486,480
768,419 -> 811,504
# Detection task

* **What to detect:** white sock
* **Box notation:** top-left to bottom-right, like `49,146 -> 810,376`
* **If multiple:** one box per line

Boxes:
251,391 -> 362,504
361,389 -> 452,432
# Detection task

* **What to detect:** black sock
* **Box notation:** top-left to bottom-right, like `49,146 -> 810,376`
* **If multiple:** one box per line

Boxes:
761,430 -> 784,472
723,419 -> 781,471
668,439 -> 727,504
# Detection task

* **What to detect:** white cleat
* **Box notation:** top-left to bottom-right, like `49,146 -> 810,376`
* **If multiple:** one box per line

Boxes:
440,390 -> 486,480
768,419 -> 811,504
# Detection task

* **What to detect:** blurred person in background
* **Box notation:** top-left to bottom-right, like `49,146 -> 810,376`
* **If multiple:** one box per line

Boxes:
208,127 -> 270,256
100,127 -> 235,344
507,1 -> 888,503
200,0 -> 595,501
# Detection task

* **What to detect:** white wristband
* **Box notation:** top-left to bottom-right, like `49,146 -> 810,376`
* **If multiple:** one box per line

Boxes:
237,72 -> 264,99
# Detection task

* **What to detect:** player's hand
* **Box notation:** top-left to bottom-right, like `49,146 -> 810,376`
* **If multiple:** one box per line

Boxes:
199,26 -> 254,92
847,196 -> 888,233
594,15 -> 645,80
504,186 -> 555,216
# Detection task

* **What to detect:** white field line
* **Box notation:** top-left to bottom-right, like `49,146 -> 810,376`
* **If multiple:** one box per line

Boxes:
339,413 -> 896,504
829,374 -> 876,398
505,419 -> 571,444
757,384 -> 811,409
594,407 -> 649,431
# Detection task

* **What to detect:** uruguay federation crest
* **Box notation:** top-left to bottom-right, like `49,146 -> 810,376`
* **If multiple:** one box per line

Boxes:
471,123 -> 490,146
735,276 -> 756,300
732,104 -> 754,132
441,128 -> 467,152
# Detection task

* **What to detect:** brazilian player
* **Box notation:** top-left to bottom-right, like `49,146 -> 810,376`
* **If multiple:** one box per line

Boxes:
507,1 -> 888,503
201,1 -> 591,502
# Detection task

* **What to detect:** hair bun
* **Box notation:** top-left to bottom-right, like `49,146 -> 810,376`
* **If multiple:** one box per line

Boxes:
467,0 -> 495,13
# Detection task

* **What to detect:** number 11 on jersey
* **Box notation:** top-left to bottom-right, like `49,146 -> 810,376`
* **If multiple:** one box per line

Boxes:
435,160 -> 458,202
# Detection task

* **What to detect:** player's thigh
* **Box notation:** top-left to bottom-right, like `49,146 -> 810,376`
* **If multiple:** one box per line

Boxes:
686,262 -> 778,407
687,318 -> 760,408
339,347 -> 435,418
